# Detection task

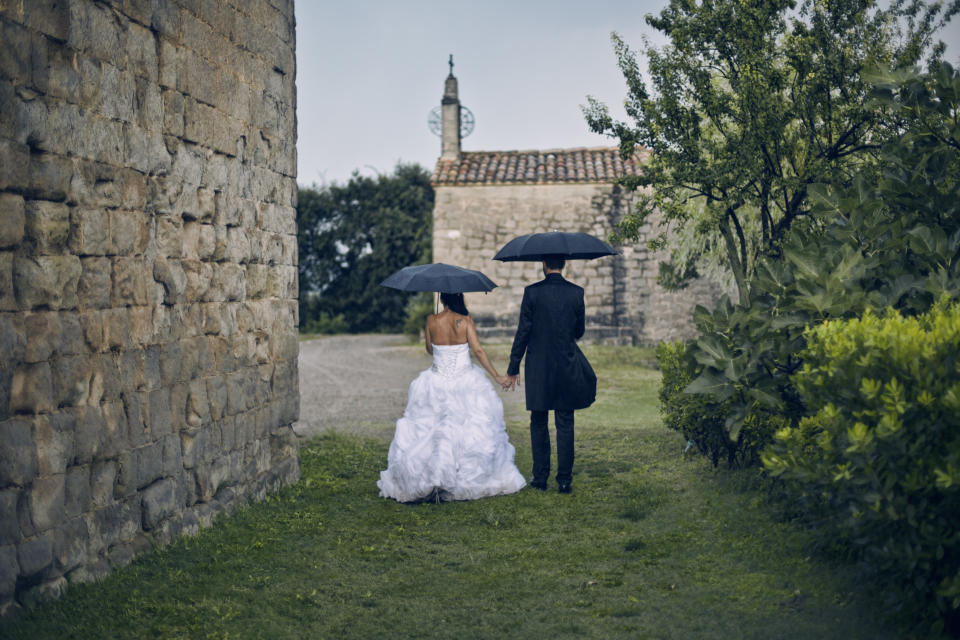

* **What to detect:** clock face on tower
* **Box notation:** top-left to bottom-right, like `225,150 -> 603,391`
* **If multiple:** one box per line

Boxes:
427,107 -> 442,136
428,105 -> 475,138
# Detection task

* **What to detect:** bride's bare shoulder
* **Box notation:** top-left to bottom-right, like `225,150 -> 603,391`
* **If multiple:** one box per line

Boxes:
426,312 -> 453,335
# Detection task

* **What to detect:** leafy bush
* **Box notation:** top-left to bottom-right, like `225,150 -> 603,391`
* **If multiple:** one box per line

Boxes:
657,341 -> 786,467
672,63 -> 960,463
299,298 -> 349,335
762,302 -> 960,634
657,341 -> 730,465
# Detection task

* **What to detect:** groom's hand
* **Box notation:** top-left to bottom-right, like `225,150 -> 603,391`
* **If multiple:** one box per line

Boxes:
506,374 -> 520,391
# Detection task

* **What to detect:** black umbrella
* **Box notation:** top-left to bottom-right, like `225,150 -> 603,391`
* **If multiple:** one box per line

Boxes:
380,262 -> 497,293
492,231 -> 618,262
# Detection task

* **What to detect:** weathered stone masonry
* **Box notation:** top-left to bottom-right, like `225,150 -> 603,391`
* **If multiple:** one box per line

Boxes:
0,0 -> 299,613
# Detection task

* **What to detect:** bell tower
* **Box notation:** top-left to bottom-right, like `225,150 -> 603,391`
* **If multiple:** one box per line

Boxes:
441,55 -> 461,160
428,55 -> 474,161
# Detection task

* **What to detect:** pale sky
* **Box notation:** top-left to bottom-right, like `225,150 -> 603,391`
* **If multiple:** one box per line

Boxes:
294,1 -> 960,188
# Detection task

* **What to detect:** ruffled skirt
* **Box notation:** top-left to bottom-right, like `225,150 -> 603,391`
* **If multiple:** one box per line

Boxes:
378,364 -> 526,502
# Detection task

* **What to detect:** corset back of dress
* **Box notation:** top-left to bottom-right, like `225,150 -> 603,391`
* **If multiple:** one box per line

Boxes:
431,343 -> 472,378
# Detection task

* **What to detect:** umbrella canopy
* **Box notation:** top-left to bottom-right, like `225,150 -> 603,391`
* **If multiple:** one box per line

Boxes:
492,231 -> 618,262
380,262 -> 497,294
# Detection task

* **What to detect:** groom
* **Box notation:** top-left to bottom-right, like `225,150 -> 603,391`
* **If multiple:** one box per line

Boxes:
505,256 -> 597,493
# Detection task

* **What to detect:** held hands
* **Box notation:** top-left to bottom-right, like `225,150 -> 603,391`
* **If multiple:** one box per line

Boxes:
500,374 -> 520,391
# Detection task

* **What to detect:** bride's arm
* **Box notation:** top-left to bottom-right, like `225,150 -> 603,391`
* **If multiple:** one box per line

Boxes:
465,318 -> 506,386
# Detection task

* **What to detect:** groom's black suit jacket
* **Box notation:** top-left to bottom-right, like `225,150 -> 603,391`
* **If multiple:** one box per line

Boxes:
507,273 -> 596,411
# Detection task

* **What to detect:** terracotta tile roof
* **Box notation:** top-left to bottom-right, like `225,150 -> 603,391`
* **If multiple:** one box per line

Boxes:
431,146 -> 646,186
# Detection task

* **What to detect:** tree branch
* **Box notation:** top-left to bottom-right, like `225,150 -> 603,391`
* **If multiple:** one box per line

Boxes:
729,208 -> 749,279
720,209 -> 749,305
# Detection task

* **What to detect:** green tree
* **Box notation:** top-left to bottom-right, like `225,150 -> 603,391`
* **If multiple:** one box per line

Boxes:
661,61 -> 960,461
297,164 -> 434,333
584,0 -> 957,304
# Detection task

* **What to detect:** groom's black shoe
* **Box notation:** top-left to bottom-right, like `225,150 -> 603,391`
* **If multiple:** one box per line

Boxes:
557,482 -> 572,494
530,480 -> 547,491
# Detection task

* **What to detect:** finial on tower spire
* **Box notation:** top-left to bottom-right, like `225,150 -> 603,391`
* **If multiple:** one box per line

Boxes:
448,54 -> 454,76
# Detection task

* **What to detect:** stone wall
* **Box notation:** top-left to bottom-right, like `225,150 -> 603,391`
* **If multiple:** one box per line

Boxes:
0,0 -> 300,614
433,183 -> 721,345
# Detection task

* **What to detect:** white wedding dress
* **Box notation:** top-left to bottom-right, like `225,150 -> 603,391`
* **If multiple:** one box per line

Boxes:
378,343 -> 526,502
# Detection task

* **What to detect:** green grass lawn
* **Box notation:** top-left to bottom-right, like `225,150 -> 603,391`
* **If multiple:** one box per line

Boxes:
1,345 -> 903,639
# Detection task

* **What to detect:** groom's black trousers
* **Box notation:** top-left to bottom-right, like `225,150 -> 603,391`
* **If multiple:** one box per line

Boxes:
530,410 -> 574,485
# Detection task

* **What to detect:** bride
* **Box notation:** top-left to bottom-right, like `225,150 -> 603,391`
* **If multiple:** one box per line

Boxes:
378,292 -> 527,503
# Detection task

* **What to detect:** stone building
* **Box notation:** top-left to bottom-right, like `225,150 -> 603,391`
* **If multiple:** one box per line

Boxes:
431,68 -> 719,344
0,0 -> 299,613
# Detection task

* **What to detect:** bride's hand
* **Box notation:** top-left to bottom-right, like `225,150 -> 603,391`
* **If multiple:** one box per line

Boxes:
500,374 -> 519,391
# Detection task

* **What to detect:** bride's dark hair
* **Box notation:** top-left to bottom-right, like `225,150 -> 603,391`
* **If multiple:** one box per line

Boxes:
440,292 -> 469,316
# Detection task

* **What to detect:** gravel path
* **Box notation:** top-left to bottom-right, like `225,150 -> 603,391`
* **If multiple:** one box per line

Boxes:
293,334 -> 526,441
